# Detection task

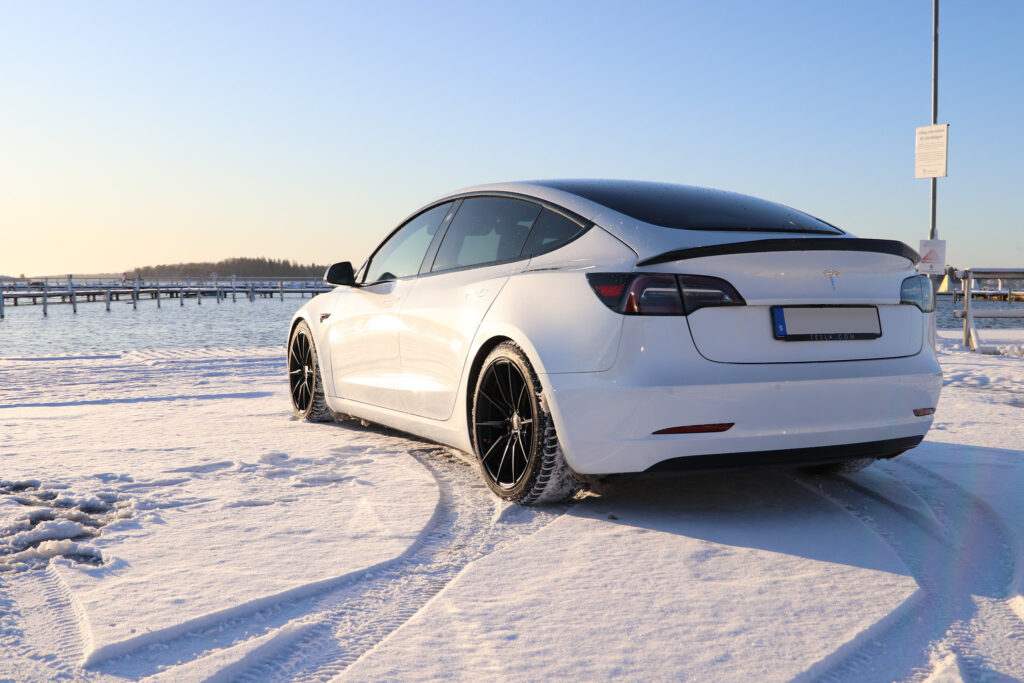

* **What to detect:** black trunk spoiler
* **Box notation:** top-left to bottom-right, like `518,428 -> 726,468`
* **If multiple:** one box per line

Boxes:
636,238 -> 920,267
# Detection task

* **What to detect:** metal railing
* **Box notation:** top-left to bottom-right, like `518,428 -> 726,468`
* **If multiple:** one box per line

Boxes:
954,268 -> 1024,353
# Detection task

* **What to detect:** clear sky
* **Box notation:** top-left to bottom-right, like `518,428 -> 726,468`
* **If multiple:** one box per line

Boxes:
2,0 -> 1022,276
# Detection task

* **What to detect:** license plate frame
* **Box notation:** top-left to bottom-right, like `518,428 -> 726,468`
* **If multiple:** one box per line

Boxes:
771,305 -> 882,342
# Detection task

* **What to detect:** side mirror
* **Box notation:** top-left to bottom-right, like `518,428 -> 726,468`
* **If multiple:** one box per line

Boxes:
324,261 -> 356,286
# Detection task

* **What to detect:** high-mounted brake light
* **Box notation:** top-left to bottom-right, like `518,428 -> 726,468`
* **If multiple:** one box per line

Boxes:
587,273 -> 745,315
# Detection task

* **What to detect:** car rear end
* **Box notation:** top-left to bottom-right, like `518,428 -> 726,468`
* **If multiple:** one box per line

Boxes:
546,241 -> 940,475
525,181 -> 942,476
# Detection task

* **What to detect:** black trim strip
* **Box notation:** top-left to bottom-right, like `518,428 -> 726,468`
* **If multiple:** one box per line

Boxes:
644,435 -> 924,473
637,238 -> 920,267
438,189 -> 594,230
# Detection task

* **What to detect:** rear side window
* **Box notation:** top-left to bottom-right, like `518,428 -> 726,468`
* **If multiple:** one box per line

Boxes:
521,209 -> 585,258
364,202 -> 452,283
432,197 -> 541,272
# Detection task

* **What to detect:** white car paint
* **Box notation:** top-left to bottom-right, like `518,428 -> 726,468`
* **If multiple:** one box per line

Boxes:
290,180 -> 942,482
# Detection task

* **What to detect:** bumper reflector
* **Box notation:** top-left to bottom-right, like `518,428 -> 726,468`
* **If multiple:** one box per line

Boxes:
913,408 -> 935,417
653,423 -> 735,435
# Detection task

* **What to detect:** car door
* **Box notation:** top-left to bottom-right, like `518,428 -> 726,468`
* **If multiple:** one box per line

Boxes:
398,196 -> 542,420
328,201 -> 454,410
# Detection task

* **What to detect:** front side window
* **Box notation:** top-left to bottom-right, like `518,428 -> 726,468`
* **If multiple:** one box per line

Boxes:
364,202 -> 452,283
431,197 -> 541,272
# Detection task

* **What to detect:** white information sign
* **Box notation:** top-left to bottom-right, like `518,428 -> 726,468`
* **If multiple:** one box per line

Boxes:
915,124 -> 949,178
918,239 -> 947,275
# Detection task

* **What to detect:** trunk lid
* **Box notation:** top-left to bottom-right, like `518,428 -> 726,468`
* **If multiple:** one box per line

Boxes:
649,248 -> 924,363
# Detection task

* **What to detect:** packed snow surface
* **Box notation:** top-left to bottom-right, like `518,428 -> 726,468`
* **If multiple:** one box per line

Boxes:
1,331 -> 1024,681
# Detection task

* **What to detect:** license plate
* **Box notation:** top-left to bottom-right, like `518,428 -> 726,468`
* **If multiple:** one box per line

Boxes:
771,306 -> 881,341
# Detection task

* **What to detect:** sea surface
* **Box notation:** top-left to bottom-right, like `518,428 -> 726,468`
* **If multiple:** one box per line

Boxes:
1,292 -> 1021,357
1,295 -> 304,356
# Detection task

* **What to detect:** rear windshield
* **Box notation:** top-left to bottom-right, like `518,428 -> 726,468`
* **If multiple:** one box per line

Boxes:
538,180 -> 843,235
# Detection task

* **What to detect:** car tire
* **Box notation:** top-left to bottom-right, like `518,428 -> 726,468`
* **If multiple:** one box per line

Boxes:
471,341 -> 579,505
288,320 -> 332,422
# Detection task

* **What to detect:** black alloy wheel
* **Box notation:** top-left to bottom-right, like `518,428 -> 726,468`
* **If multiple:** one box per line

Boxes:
288,321 -> 331,422
474,355 -> 537,492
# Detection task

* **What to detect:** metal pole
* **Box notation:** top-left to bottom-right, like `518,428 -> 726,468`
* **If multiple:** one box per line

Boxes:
68,275 -> 77,314
929,0 -> 939,241
925,0 -> 941,342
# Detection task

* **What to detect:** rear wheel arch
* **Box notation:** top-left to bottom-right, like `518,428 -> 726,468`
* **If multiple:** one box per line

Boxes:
464,333 -> 557,424
465,336 -> 513,430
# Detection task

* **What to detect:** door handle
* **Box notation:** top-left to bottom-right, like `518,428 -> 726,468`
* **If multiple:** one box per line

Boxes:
465,289 -> 487,299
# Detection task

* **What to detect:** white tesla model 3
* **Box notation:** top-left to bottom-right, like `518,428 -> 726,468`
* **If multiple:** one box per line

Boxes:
288,180 -> 942,504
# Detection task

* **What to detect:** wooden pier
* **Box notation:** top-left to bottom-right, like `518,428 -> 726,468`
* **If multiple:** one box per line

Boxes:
0,276 -> 332,319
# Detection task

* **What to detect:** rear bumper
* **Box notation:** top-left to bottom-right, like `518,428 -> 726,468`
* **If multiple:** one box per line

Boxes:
541,317 -> 942,475
645,435 -> 923,473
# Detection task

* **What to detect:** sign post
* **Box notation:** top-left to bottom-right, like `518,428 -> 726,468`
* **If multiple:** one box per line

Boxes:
916,0 -> 946,313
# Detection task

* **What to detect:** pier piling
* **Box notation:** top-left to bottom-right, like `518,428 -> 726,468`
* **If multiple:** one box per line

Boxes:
68,275 -> 78,314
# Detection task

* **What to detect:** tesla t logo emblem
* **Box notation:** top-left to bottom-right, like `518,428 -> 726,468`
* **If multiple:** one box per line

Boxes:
824,269 -> 840,290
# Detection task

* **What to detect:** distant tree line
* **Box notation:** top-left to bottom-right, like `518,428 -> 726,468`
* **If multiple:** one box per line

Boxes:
130,257 -> 327,279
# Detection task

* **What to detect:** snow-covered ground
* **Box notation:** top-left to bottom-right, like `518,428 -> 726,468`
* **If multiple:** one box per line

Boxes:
2,331 -> 1024,681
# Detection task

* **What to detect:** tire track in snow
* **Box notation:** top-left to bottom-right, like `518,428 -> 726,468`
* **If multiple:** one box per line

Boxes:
93,446 -> 569,680
0,564 -> 91,679
793,458 -> 1024,682
228,447 -> 571,683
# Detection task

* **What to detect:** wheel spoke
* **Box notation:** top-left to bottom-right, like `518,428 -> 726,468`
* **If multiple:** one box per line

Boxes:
492,363 -> 512,408
479,387 -> 509,414
504,362 -> 517,412
510,433 -> 518,484
515,382 -> 528,413
481,433 -> 509,464
476,420 -> 507,428
515,432 -> 528,477
494,436 -> 513,485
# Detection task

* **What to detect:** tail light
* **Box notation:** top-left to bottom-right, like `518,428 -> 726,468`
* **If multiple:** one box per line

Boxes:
587,273 -> 745,315
900,274 -> 935,312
